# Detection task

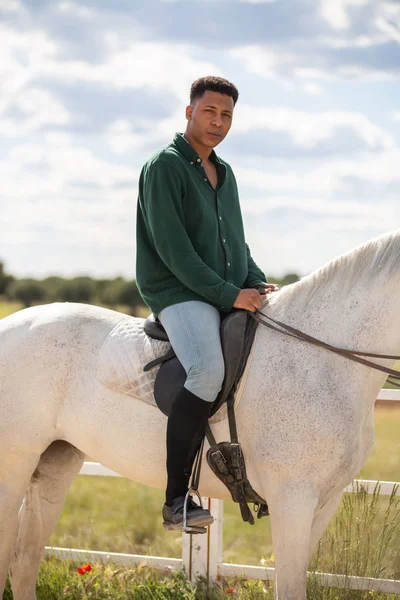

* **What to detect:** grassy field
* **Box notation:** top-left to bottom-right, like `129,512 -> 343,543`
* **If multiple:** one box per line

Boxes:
0,300 -> 23,318
3,558 -> 399,600
4,483 -> 399,599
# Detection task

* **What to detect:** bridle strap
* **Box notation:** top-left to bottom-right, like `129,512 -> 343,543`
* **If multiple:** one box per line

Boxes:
251,309 -> 400,388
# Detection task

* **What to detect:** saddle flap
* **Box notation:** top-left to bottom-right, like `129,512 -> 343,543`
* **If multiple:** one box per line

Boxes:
219,310 -> 248,396
154,356 -> 186,416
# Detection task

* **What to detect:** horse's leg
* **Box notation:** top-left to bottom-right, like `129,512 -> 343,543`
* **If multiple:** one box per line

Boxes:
9,441 -> 85,600
269,486 -> 318,600
0,451 -> 41,598
308,491 -> 343,561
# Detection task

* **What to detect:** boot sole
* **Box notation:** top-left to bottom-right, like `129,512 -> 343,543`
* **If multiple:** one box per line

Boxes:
163,515 -> 214,531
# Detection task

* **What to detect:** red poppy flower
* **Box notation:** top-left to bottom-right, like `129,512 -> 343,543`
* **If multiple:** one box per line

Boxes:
77,563 -> 92,575
227,588 -> 234,594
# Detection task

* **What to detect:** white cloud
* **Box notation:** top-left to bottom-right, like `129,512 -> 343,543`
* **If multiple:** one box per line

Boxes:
375,15 -> 400,43
302,82 -> 324,95
320,33 -> 388,48
83,40 -> 220,102
235,165 -> 338,195
3,135 -> 137,200
0,24 -> 59,118
231,44 -> 398,84
1,135 -> 139,267
242,194 -> 393,219
229,46 -> 280,79
393,112 -> 400,122
319,0 -> 372,31
233,147 -> 400,204
233,104 -> 395,150
57,2 -> 95,18
105,109 -> 184,154
0,0 -> 24,13
0,87 -> 72,136
161,0 -> 277,3
0,21 -> 220,125
374,1 -> 400,43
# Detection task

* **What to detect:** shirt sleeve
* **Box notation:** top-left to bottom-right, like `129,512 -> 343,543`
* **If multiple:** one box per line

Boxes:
244,243 -> 267,288
143,160 -> 241,310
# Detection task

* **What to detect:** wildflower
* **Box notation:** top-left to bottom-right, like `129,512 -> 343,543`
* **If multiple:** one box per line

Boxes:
77,564 -> 92,575
227,587 -> 234,594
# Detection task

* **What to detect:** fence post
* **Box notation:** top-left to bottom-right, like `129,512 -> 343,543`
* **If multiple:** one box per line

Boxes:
182,498 -> 223,584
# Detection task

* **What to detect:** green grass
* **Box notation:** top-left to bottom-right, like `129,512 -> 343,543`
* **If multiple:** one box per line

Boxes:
5,483 -> 399,599
0,300 -> 23,318
358,408 -> 400,482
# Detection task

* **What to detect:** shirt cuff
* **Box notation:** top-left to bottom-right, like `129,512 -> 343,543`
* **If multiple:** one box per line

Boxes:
220,283 -> 241,310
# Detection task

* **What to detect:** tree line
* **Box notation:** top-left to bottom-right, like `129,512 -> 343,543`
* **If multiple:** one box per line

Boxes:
0,261 -> 300,312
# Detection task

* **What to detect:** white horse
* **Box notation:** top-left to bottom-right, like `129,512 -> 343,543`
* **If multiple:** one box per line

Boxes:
1,230 -> 399,600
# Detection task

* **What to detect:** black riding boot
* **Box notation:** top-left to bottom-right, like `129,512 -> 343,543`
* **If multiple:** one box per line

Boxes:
162,386 -> 213,530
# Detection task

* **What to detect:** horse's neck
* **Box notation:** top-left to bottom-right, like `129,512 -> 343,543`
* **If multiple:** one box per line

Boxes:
268,274 -> 400,367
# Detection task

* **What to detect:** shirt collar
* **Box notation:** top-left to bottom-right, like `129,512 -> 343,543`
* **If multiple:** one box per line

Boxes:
173,132 -> 221,166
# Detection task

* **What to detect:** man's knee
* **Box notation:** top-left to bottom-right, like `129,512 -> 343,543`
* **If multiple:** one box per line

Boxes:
186,358 -> 225,402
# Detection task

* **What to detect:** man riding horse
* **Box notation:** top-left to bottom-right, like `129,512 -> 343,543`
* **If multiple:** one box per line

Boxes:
135,76 -> 278,531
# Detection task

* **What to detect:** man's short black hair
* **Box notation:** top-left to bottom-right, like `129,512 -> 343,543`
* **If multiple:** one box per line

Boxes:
190,76 -> 239,106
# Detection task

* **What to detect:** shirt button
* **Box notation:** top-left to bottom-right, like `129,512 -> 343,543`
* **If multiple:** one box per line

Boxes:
228,262 -> 231,266
204,178 -> 207,182
190,161 -> 194,165
219,216 -> 222,220
223,238 -> 226,243
197,158 -> 201,163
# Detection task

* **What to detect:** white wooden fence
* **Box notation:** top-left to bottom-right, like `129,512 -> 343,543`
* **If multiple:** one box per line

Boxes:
45,389 -> 400,595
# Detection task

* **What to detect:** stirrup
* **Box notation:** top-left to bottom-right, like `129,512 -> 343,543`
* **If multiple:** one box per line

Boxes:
182,488 -> 207,535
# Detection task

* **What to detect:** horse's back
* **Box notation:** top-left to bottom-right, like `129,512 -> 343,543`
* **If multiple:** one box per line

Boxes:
0,303 -> 134,450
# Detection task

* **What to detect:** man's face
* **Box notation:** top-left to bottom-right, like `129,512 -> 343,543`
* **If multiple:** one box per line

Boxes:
186,90 -> 234,149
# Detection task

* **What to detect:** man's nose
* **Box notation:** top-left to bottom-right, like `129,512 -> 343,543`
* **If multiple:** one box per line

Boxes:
211,116 -> 223,127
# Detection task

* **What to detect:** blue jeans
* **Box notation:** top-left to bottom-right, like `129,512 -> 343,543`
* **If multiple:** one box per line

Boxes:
158,301 -> 225,402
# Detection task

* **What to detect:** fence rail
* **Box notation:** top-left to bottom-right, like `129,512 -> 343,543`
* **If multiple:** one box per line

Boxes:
45,389 -> 400,594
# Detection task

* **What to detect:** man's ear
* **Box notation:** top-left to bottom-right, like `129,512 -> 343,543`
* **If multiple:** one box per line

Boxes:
185,105 -> 193,121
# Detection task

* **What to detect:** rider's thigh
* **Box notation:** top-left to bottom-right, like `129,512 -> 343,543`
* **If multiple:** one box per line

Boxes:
158,301 -> 224,402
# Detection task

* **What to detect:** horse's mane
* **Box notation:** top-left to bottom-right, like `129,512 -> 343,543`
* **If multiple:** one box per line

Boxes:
268,230 -> 400,311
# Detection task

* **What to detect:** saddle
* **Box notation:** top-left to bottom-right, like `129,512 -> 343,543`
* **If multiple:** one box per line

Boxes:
143,309 -> 269,524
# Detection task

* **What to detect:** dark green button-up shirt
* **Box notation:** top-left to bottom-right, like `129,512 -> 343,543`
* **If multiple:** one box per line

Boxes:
136,133 -> 266,317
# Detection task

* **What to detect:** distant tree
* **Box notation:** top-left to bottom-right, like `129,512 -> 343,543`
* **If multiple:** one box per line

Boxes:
274,273 -> 301,287
98,277 -> 126,306
118,280 -> 143,313
0,261 -> 14,295
8,279 -> 45,308
57,277 -> 96,303
41,276 -> 66,302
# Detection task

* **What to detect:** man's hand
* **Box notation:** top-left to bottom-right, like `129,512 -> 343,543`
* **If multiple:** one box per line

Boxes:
233,288 -> 265,312
233,283 -> 280,313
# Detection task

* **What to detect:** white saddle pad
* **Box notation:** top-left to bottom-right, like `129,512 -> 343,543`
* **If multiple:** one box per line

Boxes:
98,317 -> 171,407
97,315 -> 251,423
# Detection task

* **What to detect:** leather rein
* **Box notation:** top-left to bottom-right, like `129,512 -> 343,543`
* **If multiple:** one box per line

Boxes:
251,308 -> 400,389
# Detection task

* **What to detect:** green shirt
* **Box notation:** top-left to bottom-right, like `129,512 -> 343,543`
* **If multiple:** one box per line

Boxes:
136,133 -> 267,317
